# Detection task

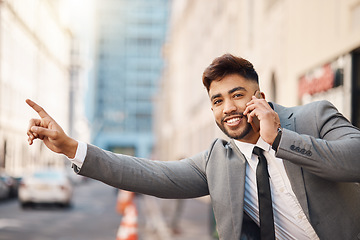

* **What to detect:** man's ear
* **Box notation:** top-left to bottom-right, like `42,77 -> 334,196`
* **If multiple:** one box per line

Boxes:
254,90 -> 265,99
260,91 -> 265,99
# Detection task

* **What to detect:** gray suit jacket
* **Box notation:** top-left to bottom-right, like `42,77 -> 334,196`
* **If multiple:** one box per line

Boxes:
77,100 -> 360,239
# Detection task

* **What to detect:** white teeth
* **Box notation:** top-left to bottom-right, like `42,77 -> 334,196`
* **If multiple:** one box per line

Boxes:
227,117 -> 240,124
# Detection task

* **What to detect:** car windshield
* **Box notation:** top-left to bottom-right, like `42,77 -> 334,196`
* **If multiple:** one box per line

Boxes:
33,171 -> 64,180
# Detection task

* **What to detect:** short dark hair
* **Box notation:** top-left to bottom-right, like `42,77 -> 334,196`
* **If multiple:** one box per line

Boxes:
202,53 -> 259,92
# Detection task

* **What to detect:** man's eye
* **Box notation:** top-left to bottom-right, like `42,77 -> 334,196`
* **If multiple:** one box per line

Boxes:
234,93 -> 243,98
213,99 -> 222,105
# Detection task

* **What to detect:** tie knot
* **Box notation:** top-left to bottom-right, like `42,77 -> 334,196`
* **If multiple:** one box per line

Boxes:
253,146 -> 264,156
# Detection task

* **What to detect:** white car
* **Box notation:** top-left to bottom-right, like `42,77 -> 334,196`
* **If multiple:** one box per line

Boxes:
18,169 -> 73,208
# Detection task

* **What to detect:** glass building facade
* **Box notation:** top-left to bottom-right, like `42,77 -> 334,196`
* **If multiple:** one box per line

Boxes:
89,0 -> 169,157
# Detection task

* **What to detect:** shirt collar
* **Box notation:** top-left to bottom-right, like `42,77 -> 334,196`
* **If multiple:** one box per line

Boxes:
233,136 -> 271,160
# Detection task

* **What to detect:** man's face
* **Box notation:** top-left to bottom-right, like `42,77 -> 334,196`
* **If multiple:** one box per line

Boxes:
209,74 -> 260,143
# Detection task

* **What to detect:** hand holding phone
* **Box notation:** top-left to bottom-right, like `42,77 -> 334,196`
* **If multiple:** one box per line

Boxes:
243,91 -> 281,145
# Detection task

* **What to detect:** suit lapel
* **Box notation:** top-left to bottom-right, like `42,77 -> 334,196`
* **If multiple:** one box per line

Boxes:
227,140 -> 247,237
273,103 -> 310,219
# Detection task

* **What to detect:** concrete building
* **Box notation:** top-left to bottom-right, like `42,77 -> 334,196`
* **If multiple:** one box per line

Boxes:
88,0 -> 170,158
154,0 -> 360,161
0,0 -> 72,176
69,39 -> 91,144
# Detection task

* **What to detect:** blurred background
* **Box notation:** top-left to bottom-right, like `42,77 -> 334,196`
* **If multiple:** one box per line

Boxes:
0,0 -> 359,239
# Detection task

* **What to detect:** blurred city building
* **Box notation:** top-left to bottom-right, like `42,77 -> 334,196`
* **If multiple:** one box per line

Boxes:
154,0 -> 360,161
88,0 -> 170,157
69,39 -> 91,144
0,0 -> 74,177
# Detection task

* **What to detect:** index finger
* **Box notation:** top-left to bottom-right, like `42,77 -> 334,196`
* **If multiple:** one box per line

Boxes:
26,99 -> 50,119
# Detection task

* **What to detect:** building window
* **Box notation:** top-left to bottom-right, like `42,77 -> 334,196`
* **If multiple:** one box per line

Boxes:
352,49 -> 360,128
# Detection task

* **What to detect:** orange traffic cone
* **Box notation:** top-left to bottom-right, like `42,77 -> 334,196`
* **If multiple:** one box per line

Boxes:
116,190 -> 138,240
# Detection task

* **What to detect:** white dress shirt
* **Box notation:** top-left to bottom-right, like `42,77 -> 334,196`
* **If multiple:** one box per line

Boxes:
234,137 -> 319,240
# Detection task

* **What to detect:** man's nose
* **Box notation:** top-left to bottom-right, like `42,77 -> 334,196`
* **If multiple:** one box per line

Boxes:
223,100 -> 237,114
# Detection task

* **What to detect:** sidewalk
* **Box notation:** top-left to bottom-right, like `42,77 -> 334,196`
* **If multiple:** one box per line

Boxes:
136,195 -> 215,240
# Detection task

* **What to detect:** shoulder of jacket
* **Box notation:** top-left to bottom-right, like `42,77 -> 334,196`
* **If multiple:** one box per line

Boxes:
273,100 -> 335,114
206,138 -> 233,158
303,100 -> 333,107
210,138 -> 231,148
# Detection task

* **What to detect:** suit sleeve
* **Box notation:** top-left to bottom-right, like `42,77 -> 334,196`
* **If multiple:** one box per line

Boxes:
276,100 -> 360,182
76,144 -> 210,199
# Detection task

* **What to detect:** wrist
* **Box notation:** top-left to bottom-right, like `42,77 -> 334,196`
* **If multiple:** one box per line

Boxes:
63,138 -> 78,159
271,127 -> 283,151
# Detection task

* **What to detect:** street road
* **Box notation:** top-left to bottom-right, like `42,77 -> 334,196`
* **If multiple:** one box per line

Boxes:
0,179 -> 121,240
0,177 -> 214,240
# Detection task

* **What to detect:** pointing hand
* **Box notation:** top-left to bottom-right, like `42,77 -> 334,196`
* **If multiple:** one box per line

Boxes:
26,99 -> 77,158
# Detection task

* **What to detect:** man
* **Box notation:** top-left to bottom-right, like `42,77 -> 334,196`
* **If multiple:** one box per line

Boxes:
27,54 -> 360,239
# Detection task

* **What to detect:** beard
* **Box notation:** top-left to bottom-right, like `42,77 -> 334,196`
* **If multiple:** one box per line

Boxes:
215,114 -> 253,140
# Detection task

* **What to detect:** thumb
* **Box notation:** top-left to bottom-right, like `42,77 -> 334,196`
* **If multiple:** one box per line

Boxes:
31,126 -> 57,139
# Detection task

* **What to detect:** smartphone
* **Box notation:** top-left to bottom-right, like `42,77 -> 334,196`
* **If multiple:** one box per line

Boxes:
250,90 -> 261,132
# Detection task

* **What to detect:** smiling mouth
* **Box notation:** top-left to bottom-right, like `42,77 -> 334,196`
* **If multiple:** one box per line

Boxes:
226,117 -> 241,124
223,115 -> 244,126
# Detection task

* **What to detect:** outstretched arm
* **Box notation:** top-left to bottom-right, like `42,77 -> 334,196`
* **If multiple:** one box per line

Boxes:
26,99 -> 78,158
26,99 -> 210,199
